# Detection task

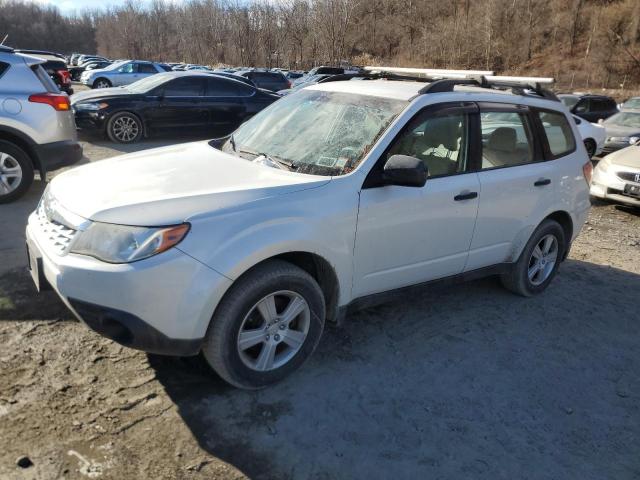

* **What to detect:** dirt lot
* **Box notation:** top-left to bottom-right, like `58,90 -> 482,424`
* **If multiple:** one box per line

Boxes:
1,126 -> 640,479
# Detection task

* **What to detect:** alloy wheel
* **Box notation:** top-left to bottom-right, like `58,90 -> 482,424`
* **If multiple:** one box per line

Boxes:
237,290 -> 310,372
528,234 -> 558,286
111,116 -> 140,142
0,152 -> 23,195
95,80 -> 110,88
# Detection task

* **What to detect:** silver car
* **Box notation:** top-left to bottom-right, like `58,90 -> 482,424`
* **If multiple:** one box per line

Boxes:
0,46 -> 82,203
81,60 -> 168,89
591,141 -> 640,207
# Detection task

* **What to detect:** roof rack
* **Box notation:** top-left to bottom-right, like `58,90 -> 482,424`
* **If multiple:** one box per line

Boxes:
317,65 -> 558,101
0,45 -> 14,53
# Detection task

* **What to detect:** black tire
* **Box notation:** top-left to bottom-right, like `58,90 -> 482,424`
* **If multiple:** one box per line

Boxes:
500,219 -> 566,297
0,140 -> 34,204
106,112 -> 143,143
202,260 -> 326,389
584,139 -> 596,159
92,78 -> 112,89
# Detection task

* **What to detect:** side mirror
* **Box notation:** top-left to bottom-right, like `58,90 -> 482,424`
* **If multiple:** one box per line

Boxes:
382,155 -> 427,187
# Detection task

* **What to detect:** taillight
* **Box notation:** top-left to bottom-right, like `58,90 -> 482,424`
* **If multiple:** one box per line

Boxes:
28,93 -> 71,111
58,70 -> 71,84
583,161 -> 593,185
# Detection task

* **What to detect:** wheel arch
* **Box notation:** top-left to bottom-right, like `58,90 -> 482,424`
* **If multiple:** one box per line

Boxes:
228,251 -> 341,324
544,210 -> 573,259
92,77 -> 111,88
0,128 -> 42,176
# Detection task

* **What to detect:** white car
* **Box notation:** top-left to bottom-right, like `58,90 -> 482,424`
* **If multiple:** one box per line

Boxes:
26,70 -> 592,388
572,115 -> 606,158
81,60 -> 167,89
590,142 -> 640,207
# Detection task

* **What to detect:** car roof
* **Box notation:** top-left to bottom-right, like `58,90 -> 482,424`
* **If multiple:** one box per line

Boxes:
308,79 -> 424,100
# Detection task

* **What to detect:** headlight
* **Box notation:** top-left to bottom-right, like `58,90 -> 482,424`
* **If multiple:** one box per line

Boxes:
74,102 -> 108,111
629,136 -> 639,145
608,136 -> 629,143
70,222 -> 190,263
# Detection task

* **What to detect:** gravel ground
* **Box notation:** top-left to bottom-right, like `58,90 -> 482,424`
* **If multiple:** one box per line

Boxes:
1,114 -> 640,479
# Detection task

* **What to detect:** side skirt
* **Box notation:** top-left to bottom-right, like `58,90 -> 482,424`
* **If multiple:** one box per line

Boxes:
335,263 -> 513,324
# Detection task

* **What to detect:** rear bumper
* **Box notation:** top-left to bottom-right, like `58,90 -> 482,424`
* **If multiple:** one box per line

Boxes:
34,140 -> 83,172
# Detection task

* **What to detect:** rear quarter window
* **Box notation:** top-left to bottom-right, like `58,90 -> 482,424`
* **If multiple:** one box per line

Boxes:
31,64 -> 60,93
537,110 -> 576,158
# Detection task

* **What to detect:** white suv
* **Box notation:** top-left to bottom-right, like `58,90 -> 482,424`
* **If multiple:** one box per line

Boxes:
26,69 -> 592,389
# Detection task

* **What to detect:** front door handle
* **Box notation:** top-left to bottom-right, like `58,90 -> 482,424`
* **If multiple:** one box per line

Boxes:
454,191 -> 478,201
534,178 -> 551,187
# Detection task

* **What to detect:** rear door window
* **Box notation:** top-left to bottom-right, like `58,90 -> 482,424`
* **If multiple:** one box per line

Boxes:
138,63 -> 158,74
536,110 -> 576,158
480,111 -> 535,168
0,62 -> 9,80
205,77 -> 253,96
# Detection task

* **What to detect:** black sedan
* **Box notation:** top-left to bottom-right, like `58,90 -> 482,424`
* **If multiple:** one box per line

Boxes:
71,72 -> 280,143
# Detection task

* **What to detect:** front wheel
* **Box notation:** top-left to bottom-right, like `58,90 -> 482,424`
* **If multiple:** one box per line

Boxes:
0,140 -> 34,204
93,78 -> 112,89
202,260 -> 326,389
106,112 -> 143,143
500,219 -> 566,297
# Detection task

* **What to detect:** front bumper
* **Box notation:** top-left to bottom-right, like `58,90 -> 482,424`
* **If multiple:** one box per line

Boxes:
73,110 -> 108,132
590,165 -> 640,207
33,140 -> 83,172
26,215 -> 232,356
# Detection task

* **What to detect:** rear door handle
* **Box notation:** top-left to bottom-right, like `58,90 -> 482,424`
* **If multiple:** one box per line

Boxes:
534,178 -> 551,187
454,192 -> 478,201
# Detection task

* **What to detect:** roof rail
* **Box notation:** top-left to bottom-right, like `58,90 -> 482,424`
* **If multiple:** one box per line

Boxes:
0,45 -> 14,53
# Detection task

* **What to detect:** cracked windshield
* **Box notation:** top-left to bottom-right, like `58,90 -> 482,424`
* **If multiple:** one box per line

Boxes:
224,89 -> 406,176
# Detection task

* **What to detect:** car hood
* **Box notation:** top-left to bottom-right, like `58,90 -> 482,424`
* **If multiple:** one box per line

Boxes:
71,87 -> 132,104
48,141 -> 330,225
606,145 -> 640,168
603,124 -> 640,138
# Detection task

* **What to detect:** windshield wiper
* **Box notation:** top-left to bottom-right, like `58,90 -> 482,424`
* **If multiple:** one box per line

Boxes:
252,152 -> 297,171
230,133 -> 237,152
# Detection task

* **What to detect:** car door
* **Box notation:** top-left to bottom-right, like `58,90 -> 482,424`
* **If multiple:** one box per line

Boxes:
111,62 -> 137,86
203,77 -> 249,135
466,103 -> 557,271
573,98 -> 593,121
145,77 -> 208,130
352,103 -> 481,298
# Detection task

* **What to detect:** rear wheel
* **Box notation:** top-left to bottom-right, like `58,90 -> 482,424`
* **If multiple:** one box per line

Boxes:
106,112 -> 143,143
0,141 -> 34,204
93,78 -> 111,89
202,260 -> 325,389
584,139 -> 596,158
501,219 -> 565,297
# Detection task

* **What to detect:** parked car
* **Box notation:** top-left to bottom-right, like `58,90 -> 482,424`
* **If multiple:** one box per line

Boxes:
277,74 -> 333,95
28,69 -> 591,388
590,142 -> 640,207
0,46 -> 82,203
598,110 -> 640,155
236,70 -> 290,92
69,60 -> 112,81
572,115 -> 606,158
71,72 -> 280,143
77,54 -> 108,66
15,50 -> 73,95
81,60 -> 166,88
620,96 -> 640,110
558,93 -> 618,122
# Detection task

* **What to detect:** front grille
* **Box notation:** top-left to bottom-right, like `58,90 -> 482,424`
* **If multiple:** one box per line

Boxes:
617,172 -> 640,183
35,204 -> 77,255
